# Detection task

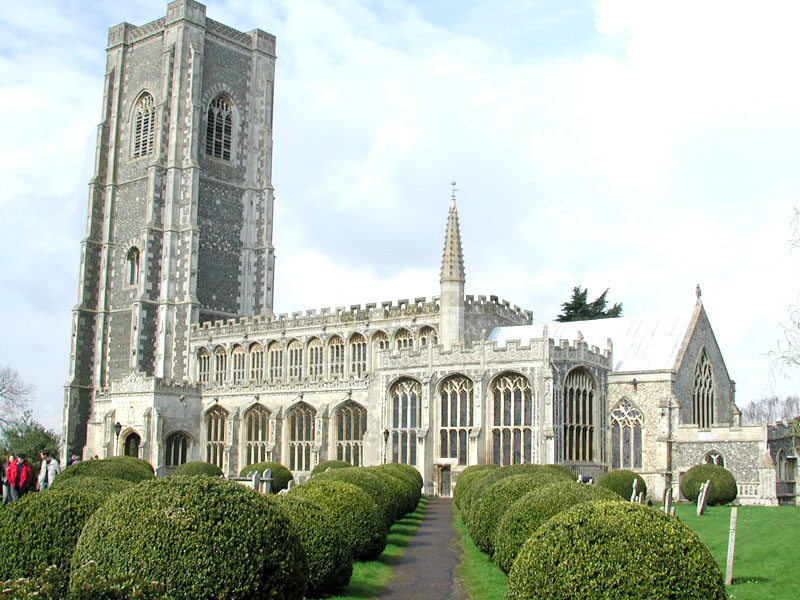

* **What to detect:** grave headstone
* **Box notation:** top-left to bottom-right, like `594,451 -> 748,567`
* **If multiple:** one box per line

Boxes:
696,479 -> 711,516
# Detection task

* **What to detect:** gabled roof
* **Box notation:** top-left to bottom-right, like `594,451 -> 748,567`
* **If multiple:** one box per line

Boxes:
487,306 -> 698,373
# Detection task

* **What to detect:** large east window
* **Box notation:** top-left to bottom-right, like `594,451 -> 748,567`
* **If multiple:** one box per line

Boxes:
390,378 -> 420,466
439,376 -> 473,466
491,372 -> 534,465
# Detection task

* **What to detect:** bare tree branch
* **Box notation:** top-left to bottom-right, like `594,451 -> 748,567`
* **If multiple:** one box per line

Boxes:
740,395 -> 800,424
0,366 -> 34,431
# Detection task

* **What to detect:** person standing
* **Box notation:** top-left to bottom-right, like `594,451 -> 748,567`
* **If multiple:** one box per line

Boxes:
1,455 -> 13,505
37,450 -> 60,491
8,454 -> 33,501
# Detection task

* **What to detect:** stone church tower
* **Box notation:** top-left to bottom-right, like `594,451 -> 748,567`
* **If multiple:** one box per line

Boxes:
63,0 -> 277,458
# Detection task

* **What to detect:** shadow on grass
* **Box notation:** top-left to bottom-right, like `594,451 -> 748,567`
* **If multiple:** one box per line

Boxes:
731,576 -> 770,585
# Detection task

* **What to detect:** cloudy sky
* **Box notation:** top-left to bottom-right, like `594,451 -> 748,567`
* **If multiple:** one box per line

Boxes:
2,0 -> 800,432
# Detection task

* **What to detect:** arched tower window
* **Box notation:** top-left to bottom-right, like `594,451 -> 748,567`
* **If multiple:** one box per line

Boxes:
390,378 -> 421,466
214,346 -> 227,385
704,450 -> 725,467
395,328 -> 413,351
439,375 -> 473,466
244,404 -> 271,466
205,406 -> 227,468
693,350 -> 715,428
563,368 -> 595,463
610,400 -> 643,470
328,336 -> 344,379
165,431 -> 189,467
350,333 -> 367,378
288,340 -> 303,380
286,402 -> 316,471
231,345 -> 246,383
491,372 -> 534,465
132,93 -> 155,158
126,247 -> 140,287
197,348 -> 210,384
419,326 -> 438,348
336,400 -> 367,466
249,343 -> 264,382
307,338 -> 323,380
268,342 -> 283,382
205,95 -> 233,160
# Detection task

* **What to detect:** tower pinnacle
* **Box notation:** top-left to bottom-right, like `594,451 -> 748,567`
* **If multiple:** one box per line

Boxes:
440,183 -> 465,283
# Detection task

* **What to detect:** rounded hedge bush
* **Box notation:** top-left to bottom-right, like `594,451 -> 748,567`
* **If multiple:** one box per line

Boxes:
506,501 -> 726,600
48,475 -> 135,496
311,460 -> 352,477
70,476 -> 308,600
598,469 -> 647,500
493,481 -> 623,573
680,464 -> 738,506
239,461 -> 293,493
289,479 -> 387,561
53,457 -> 155,485
370,463 -> 421,511
366,466 -> 416,516
313,468 -> 402,528
453,464 -> 499,510
467,472 -> 570,556
276,495 -> 353,598
172,461 -> 223,477
0,487 -> 110,596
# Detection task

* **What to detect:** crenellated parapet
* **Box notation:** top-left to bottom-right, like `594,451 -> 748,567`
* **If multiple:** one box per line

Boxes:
464,294 -> 532,325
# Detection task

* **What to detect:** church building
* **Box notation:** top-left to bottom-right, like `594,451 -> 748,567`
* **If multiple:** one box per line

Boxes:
63,0 -> 796,505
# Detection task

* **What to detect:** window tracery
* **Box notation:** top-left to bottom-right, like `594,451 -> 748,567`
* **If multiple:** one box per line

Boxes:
419,326 -> 438,348
563,368 -> 595,462
231,345 -> 245,383
287,340 -> 303,380
704,450 -> 725,467
390,378 -> 420,466
307,338 -> 323,380
491,372 -> 534,465
328,336 -> 344,379
205,95 -> 232,160
244,404 -> 271,465
197,349 -> 210,384
268,342 -> 283,382
132,93 -> 155,158
395,328 -> 413,351
205,406 -> 227,468
610,400 -> 643,469
248,343 -> 264,382
693,350 -> 714,428
350,334 -> 367,378
214,346 -> 227,385
287,402 -> 315,471
336,401 -> 367,466
165,431 -> 189,467
126,247 -> 140,287
439,376 -> 473,466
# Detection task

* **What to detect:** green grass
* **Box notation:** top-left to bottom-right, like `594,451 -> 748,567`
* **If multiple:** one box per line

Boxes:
326,496 -> 427,600
453,507 -> 507,600
674,504 -> 800,600
454,503 -> 800,600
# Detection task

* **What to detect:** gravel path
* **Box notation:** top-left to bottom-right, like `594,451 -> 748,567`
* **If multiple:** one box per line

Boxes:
377,497 -> 467,600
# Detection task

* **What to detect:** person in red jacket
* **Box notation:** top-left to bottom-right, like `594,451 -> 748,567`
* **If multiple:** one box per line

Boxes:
7,453 -> 33,502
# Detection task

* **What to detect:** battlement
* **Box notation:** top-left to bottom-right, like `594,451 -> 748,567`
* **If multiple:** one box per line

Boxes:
464,294 -> 533,324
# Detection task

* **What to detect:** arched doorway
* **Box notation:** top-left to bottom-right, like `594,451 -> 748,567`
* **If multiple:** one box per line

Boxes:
124,432 -> 141,457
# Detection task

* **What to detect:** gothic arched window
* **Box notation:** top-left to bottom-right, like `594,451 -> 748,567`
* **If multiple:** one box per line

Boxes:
132,93 -> 155,158
248,343 -> 264,382
350,333 -> 367,378
165,431 -> 189,467
563,368 -> 595,462
371,331 -> 389,370
214,346 -> 227,385
126,247 -> 140,287
610,400 -> 643,470
205,95 -> 233,160
693,350 -> 714,428
231,345 -> 245,383
286,402 -> 316,471
491,372 -> 534,465
395,328 -> 413,351
439,375 -> 473,466
197,348 -> 210,384
244,404 -> 271,466
419,326 -> 438,348
328,336 -> 344,379
287,340 -> 303,380
336,400 -> 367,466
390,378 -> 421,466
205,406 -> 227,468
268,342 -> 283,382
704,450 -> 725,467
307,338 -> 323,380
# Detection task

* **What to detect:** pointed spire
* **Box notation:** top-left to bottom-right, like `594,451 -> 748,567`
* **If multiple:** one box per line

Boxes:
440,182 -> 465,283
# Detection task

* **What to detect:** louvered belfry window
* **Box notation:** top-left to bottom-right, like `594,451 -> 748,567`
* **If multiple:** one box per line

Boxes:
205,96 -> 233,160
133,93 -> 155,158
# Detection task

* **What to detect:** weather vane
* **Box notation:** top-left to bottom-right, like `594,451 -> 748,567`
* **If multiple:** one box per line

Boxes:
450,180 -> 458,200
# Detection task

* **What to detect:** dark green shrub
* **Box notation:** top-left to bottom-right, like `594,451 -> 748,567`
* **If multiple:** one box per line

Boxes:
172,461 -> 223,477
67,560 -> 169,600
0,565 -> 65,600
379,462 -> 423,491
542,464 -> 576,480
453,464 -> 499,510
311,460 -> 352,477
467,472 -> 569,556
598,469 -> 647,500
493,481 -> 623,573
53,457 -> 155,485
366,466 -> 416,516
371,463 -> 421,511
0,487 -> 110,596
506,501 -> 726,600
289,479 -> 387,561
680,464 -> 738,506
48,475 -> 135,496
276,495 -> 353,598
70,476 -> 308,600
239,461 -> 293,493
314,467 -> 402,527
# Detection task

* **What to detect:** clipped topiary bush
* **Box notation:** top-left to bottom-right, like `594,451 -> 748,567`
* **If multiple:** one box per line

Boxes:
313,467 -> 402,528
371,463 -> 422,512
68,561 -> 169,600
276,495 -> 353,598
680,464 -> 738,506
493,481 -> 623,573
467,471 -> 570,556
311,460 -> 352,477
453,464 -> 499,510
598,469 -> 647,500
289,479 -> 387,561
0,487 -> 110,597
365,466 -> 416,516
542,464 -> 576,481
48,475 -> 135,496
506,501 -> 726,600
53,457 -> 155,486
172,461 -> 223,477
70,476 -> 308,600
239,461 -> 293,493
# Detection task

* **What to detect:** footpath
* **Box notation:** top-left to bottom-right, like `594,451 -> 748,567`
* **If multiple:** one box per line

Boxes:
378,497 -> 466,600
